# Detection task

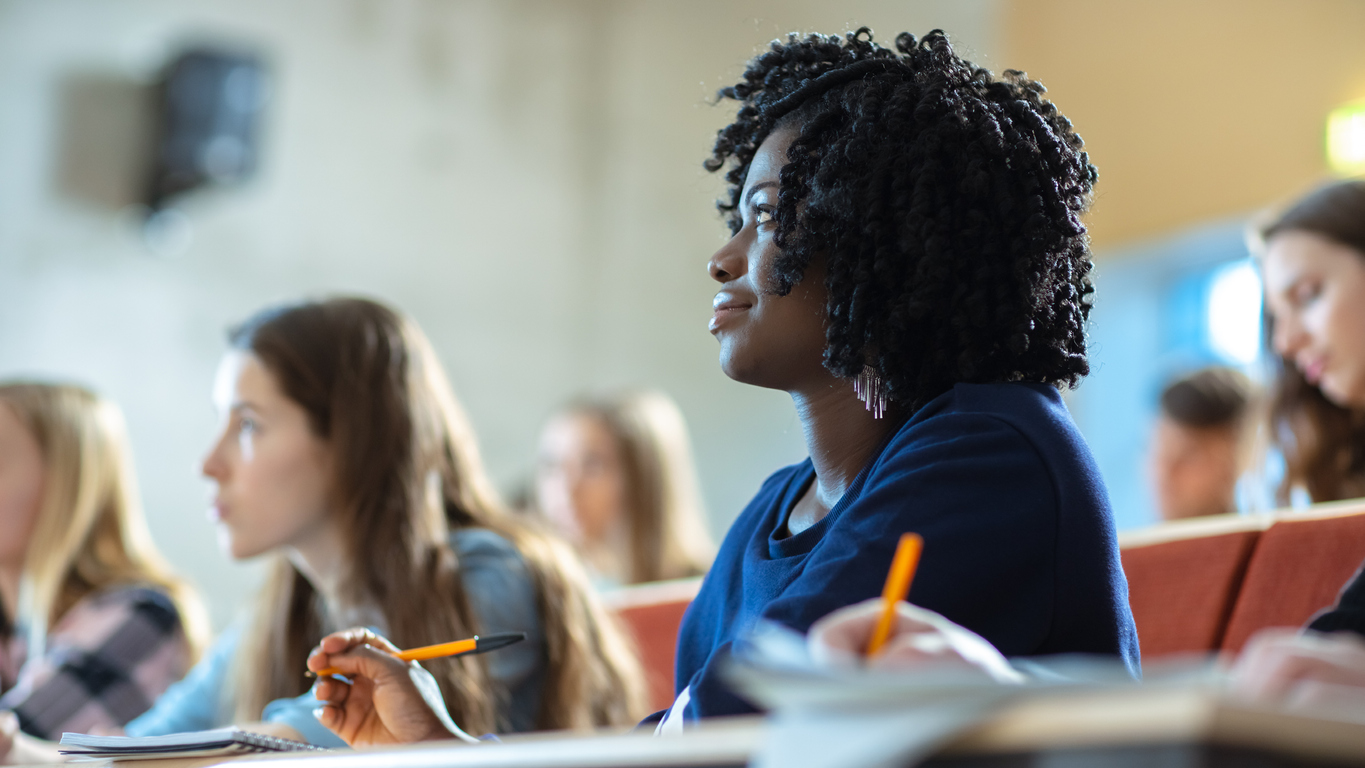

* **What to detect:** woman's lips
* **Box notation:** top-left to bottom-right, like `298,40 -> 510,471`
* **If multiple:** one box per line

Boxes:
1302,357 -> 1327,385
709,300 -> 751,332
208,502 -> 227,522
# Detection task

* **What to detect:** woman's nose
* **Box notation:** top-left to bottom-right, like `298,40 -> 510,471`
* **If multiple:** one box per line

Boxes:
708,235 -> 747,283
201,438 -> 227,481
1271,314 -> 1305,358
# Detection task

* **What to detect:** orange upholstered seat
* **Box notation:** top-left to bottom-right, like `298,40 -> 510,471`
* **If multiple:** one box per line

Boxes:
1221,504 -> 1365,654
1120,521 -> 1261,659
603,577 -> 702,713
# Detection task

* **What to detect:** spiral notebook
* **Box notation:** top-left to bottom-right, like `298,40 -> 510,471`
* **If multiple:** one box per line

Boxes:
58,727 -> 325,760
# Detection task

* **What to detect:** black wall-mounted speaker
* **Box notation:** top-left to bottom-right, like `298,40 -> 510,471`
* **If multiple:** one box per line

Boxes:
144,48 -> 268,210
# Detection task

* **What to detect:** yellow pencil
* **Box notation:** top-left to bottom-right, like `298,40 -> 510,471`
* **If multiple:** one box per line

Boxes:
308,631 -> 525,678
866,533 -> 923,657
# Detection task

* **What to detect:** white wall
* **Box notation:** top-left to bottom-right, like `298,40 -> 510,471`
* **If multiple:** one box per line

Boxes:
0,0 -> 999,629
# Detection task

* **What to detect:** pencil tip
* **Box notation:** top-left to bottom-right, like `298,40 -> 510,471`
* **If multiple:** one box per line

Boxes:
475,631 -> 528,653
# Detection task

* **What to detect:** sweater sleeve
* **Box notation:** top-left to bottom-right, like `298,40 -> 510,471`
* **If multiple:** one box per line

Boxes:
123,623 -> 240,737
1307,559 -> 1365,637
1,587 -> 193,739
683,413 -> 1061,719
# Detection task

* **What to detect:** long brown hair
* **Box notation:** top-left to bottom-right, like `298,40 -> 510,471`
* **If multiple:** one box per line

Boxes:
1256,181 -> 1365,503
229,298 -> 645,732
0,383 -> 208,660
558,392 -> 715,584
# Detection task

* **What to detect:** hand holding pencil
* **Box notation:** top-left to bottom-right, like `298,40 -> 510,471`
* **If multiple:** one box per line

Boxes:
308,628 -> 484,747
307,631 -> 525,679
806,533 -> 1022,682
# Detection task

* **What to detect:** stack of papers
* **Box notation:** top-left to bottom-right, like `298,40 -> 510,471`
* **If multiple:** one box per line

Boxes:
720,621 -> 1133,768
58,727 -> 325,760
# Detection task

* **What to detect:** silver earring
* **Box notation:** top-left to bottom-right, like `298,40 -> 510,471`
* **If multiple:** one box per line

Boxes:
853,364 -> 888,419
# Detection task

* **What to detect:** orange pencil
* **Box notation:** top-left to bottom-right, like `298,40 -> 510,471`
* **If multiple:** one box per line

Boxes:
865,533 -> 923,657
307,631 -> 525,678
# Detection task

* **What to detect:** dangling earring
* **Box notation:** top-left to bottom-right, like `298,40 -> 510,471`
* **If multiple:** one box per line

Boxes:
853,364 -> 888,419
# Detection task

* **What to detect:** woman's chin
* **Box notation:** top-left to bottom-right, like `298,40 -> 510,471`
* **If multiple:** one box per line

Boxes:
217,531 -> 265,561
718,346 -> 768,388
1319,374 -> 1365,411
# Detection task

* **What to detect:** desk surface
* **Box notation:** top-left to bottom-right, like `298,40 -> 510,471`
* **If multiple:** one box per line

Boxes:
33,688 -> 1365,768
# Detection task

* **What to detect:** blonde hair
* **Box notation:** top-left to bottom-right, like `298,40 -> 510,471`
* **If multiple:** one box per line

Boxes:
229,298 -> 646,731
560,391 -> 715,584
0,382 -> 208,660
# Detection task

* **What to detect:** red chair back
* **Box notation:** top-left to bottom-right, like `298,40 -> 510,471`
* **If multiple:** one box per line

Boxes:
604,578 -> 702,713
1221,506 -> 1365,653
1121,524 -> 1260,658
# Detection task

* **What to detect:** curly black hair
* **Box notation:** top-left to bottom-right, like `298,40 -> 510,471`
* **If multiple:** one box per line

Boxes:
707,28 -> 1097,412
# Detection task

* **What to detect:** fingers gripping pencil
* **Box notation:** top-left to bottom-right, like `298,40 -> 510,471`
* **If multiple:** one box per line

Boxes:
866,533 -> 923,657
308,632 -> 526,678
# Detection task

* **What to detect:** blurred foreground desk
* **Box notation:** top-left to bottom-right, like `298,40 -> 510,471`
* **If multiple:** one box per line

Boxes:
48,688 -> 1365,768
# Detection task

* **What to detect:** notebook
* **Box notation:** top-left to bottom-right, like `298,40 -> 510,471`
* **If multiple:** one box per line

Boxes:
58,727 -> 325,760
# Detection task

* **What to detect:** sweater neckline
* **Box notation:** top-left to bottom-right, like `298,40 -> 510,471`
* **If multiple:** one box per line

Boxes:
767,414 -> 910,559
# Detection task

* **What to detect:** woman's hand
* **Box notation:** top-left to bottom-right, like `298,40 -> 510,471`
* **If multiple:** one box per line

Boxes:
0,711 -> 15,764
1230,628 -> 1365,712
308,628 -> 476,747
0,712 -> 64,766
808,598 -> 1023,683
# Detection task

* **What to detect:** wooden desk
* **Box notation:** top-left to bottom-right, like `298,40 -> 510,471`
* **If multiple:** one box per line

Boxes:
40,688 -> 1365,768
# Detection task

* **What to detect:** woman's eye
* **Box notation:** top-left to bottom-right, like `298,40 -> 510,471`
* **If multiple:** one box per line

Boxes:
755,207 -> 775,225
1293,282 -> 1322,307
238,417 -> 257,435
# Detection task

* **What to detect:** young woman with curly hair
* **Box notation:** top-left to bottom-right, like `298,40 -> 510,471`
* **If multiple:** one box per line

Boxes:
306,28 -> 1138,743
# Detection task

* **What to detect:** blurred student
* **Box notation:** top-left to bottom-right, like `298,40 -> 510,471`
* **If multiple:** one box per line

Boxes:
121,298 -> 644,745
534,392 -> 715,587
1148,367 -> 1254,521
1232,560 -> 1365,712
0,383 -> 207,763
305,28 -> 1137,746
1258,180 -> 1365,504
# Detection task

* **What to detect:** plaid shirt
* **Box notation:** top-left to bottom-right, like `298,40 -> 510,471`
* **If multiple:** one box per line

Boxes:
0,586 -> 192,740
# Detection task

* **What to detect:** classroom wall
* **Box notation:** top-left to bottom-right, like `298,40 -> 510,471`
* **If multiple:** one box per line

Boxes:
0,0 -> 999,629
1000,0 -> 1365,249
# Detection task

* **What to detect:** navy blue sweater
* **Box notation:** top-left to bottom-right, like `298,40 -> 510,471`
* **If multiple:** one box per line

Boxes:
672,382 -> 1140,720
1308,559 -> 1365,637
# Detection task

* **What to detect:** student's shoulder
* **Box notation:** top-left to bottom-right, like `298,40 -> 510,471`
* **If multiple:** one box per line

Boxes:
862,383 -> 1078,499
713,460 -> 812,541
885,382 -> 1044,443
918,381 -> 1065,422
449,527 -> 538,597
755,459 -> 811,492
893,382 -> 1078,453
740,459 -> 812,514
73,584 -> 181,631
45,584 -> 186,656
451,527 -> 527,572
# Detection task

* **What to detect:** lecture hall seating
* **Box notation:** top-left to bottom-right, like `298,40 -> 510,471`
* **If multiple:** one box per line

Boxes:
1220,502 -> 1365,653
604,502 -> 1365,704
1120,499 -> 1365,660
1119,514 -> 1263,659
602,577 -> 703,712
